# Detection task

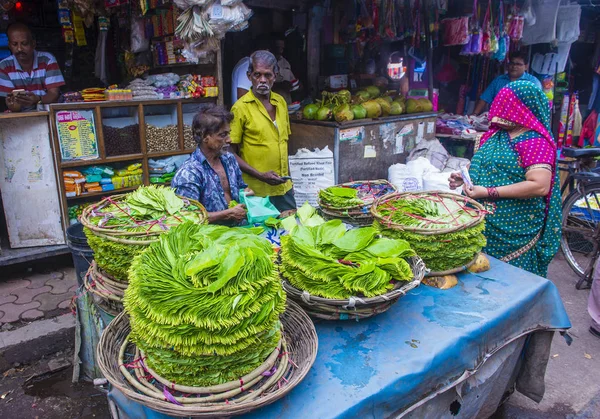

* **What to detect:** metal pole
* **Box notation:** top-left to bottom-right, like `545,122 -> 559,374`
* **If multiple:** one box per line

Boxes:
424,0 -> 434,101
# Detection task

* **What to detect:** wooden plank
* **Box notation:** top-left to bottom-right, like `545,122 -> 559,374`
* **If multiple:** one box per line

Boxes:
216,44 -> 224,107
48,109 -> 69,231
49,97 -> 217,111
177,101 -> 184,150
0,243 -> 69,267
0,111 -> 49,120
290,112 -> 439,128
60,154 -> 144,168
66,186 -> 139,201
94,106 -> 107,160
139,104 -> 150,186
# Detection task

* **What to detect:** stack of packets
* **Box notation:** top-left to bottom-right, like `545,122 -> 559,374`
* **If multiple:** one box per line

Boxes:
148,155 -> 189,184
62,164 -> 143,197
177,75 -> 218,98
112,163 -> 143,189
81,88 -> 106,102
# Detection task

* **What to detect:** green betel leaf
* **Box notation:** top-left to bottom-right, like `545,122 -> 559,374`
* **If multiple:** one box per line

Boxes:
365,237 -> 415,258
314,219 -> 346,246
207,247 -> 245,293
327,187 -> 358,198
331,227 -> 377,252
297,201 -> 316,225
304,213 -> 326,227
280,215 -> 298,232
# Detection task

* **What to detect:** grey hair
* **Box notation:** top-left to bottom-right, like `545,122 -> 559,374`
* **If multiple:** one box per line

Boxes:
247,50 -> 279,74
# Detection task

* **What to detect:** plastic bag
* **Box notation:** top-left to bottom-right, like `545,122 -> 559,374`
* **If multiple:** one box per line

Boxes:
130,17 -> 149,53
388,163 -> 423,193
240,191 -> 280,225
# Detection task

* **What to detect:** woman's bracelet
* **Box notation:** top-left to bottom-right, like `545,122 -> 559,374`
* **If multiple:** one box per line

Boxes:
486,186 -> 500,200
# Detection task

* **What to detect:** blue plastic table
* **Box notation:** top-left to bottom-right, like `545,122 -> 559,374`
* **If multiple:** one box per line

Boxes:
108,257 -> 571,418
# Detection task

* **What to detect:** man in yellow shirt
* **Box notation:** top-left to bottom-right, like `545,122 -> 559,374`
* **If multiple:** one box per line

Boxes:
230,50 -> 296,213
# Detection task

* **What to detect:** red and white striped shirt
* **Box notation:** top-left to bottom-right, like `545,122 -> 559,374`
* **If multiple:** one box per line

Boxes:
0,51 -> 65,98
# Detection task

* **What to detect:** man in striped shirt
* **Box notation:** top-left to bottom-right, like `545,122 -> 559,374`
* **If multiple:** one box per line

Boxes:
0,23 -> 65,112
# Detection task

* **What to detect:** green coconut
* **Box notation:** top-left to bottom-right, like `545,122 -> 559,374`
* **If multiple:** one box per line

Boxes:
375,98 -> 391,116
316,106 -> 333,121
302,104 -> 319,120
406,98 -> 422,114
363,100 -> 382,118
418,98 -> 433,112
337,89 -> 351,103
351,104 -> 367,119
381,95 -> 393,104
390,101 -> 405,115
356,90 -> 371,102
365,85 -> 381,98
334,104 -> 354,122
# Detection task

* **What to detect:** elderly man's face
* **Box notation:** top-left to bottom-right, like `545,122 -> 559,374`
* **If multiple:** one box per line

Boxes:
248,61 -> 276,96
203,123 -> 232,156
8,30 -> 35,64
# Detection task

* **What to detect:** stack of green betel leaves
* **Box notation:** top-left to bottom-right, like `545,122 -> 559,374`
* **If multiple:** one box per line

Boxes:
123,222 -> 287,388
317,180 -> 396,226
372,191 -> 487,274
96,222 -> 318,415
80,186 -> 208,315
280,219 -> 424,320
81,186 -> 208,281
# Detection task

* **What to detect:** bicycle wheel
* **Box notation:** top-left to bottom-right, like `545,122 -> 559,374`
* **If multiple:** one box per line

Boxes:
561,184 -> 600,278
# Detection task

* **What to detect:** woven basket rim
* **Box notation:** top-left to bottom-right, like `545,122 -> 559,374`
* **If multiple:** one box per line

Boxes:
318,179 -> 397,211
282,255 -> 425,307
371,191 -> 486,235
97,300 -> 318,416
80,192 -> 208,241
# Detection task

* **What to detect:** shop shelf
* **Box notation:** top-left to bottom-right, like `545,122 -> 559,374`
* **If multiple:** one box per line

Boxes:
65,186 -> 140,200
60,154 -> 144,168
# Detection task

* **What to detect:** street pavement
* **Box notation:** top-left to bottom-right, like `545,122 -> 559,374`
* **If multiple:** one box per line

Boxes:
0,253 -> 599,417
496,252 -> 600,418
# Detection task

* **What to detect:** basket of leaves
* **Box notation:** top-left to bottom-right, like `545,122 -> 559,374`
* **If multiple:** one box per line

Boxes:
317,180 -> 396,226
279,219 -> 425,320
83,261 -> 126,316
80,186 -> 208,281
371,191 -> 487,275
96,222 -> 317,417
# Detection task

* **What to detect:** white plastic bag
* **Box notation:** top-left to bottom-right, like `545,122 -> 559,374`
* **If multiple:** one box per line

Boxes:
388,163 -> 422,193
556,5 -> 581,44
288,147 -> 335,207
423,171 -> 459,194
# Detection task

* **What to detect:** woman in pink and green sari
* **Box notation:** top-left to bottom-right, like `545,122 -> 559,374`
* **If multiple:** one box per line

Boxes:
450,80 -> 561,277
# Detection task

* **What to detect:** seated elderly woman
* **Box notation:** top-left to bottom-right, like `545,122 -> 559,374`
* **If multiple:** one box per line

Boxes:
172,105 -> 250,225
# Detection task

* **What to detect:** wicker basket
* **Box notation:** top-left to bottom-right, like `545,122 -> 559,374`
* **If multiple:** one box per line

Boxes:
80,191 -> 208,280
317,180 -> 396,226
283,256 -> 426,320
80,192 -> 209,246
97,300 -> 318,417
83,262 -> 126,315
371,191 -> 487,274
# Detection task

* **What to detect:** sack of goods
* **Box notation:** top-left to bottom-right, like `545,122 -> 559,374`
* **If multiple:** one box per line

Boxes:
97,223 -> 317,417
280,219 -> 425,320
317,180 -> 396,226
372,191 -> 487,274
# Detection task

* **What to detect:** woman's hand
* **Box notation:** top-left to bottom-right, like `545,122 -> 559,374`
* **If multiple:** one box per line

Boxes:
227,204 -> 247,222
244,187 -> 255,196
448,172 -> 464,189
463,184 -> 488,200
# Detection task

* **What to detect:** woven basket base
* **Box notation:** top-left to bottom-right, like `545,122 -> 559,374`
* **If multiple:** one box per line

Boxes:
424,253 -> 480,277
97,300 -> 317,417
282,256 -> 426,321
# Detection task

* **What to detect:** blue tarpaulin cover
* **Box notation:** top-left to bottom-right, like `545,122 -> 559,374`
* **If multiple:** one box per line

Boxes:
108,257 -> 571,418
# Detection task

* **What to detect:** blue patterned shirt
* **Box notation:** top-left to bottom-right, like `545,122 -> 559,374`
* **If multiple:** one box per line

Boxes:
172,148 -> 247,213
480,73 -> 542,104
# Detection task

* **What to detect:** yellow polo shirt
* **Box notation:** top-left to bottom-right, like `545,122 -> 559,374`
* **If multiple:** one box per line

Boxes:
230,89 -> 292,197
